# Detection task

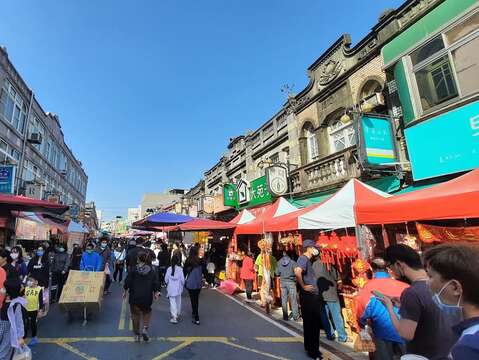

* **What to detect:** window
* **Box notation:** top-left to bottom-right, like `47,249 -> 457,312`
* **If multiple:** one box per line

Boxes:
328,120 -> 356,153
0,82 -> 28,134
303,123 -> 319,162
411,12 -> 479,113
270,153 -> 280,164
10,148 -> 20,162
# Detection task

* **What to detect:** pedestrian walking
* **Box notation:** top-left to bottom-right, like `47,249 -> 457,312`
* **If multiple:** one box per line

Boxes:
276,250 -> 300,321
69,244 -> 83,271
113,244 -> 126,282
206,258 -> 216,287
10,246 -> 28,281
23,276 -> 44,346
313,260 -> 348,342
26,246 -> 50,313
294,239 -> 324,360
157,243 -> 170,287
356,258 -> 409,360
240,251 -> 255,302
52,243 -> 70,302
96,238 -> 112,294
80,243 -> 103,272
380,244 -> 455,360
165,255 -> 184,324
424,243 -> 479,360
123,252 -> 160,342
184,246 -> 204,325
0,278 -> 25,360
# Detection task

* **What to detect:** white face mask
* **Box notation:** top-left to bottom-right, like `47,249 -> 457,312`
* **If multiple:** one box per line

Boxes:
311,248 -> 319,257
10,253 -> 19,260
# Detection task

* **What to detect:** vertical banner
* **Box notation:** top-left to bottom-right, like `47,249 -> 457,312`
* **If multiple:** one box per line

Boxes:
0,165 -> 15,194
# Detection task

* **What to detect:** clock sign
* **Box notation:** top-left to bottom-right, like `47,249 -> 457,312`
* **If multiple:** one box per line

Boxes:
266,164 -> 288,196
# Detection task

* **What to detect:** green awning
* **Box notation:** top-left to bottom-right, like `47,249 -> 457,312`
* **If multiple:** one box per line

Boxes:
290,176 -> 401,208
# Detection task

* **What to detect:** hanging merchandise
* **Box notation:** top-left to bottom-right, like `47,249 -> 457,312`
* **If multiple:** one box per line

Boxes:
351,258 -> 370,289
416,223 -> 479,243
359,225 -> 376,259
396,222 -> 420,250
317,231 -> 359,273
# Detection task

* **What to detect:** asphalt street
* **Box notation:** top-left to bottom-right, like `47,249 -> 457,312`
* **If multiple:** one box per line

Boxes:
30,282 -> 311,360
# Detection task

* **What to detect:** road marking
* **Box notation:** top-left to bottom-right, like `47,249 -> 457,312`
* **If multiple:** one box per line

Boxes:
215,289 -> 301,338
256,337 -> 303,343
118,297 -> 127,330
55,341 -> 97,360
151,340 -> 193,360
219,339 -> 290,360
39,336 -> 236,343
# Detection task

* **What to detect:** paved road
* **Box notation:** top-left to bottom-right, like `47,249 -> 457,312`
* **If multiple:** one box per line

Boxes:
30,282 -> 311,360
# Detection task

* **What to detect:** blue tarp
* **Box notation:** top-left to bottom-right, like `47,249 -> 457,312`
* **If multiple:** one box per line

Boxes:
143,212 -> 194,225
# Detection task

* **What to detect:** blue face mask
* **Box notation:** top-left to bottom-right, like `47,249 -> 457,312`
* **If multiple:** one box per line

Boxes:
36,250 -> 44,257
58,248 -> 65,253
432,280 -> 463,324
86,249 -> 93,254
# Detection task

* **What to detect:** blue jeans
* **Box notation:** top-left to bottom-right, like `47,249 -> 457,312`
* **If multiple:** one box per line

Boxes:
321,301 -> 347,340
280,282 -> 299,320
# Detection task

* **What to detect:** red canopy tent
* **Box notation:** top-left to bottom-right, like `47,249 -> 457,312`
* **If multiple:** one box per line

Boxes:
172,218 -> 236,232
355,169 -> 479,225
234,197 -> 297,235
0,194 -> 69,215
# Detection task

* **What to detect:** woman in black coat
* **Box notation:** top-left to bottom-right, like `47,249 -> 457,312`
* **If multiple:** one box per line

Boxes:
27,245 -> 50,288
123,252 -> 160,343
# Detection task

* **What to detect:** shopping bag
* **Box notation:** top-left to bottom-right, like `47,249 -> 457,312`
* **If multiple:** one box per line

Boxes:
218,280 -> 239,295
353,328 -> 376,353
12,345 -> 32,360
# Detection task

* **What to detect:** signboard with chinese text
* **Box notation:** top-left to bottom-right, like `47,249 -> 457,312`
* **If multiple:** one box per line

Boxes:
223,183 -> 238,207
405,100 -> 479,180
0,165 -> 15,194
266,165 -> 288,196
248,176 -> 272,207
359,114 -> 397,166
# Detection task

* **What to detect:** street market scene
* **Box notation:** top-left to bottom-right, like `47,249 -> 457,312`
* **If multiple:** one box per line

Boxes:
0,0 -> 479,359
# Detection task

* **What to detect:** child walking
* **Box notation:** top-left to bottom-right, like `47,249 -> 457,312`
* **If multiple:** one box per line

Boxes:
165,255 -> 184,324
23,276 -> 44,346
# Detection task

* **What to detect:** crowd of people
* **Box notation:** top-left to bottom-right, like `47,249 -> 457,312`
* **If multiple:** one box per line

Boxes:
235,240 -> 479,360
0,235 -> 216,358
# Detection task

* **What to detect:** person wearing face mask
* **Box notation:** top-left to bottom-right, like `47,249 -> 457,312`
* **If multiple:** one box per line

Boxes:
424,243 -> 479,360
294,239 -> 325,360
9,247 -> 27,281
22,276 -> 44,346
26,246 -> 49,289
380,244 -> 455,360
96,238 -> 112,294
80,243 -> 102,272
123,252 -> 160,342
51,244 -> 70,302
0,250 -> 18,280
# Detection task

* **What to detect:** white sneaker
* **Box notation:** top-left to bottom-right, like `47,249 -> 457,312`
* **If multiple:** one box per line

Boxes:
170,317 -> 178,324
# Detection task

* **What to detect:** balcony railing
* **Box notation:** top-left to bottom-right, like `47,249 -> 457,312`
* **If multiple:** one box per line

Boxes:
290,147 -> 360,194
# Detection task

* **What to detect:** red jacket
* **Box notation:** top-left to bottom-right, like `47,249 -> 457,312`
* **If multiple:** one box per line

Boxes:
240,256 -> 255,280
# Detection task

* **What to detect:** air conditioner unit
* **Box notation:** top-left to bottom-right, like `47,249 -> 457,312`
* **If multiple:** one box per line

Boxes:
27,133 -> 42,145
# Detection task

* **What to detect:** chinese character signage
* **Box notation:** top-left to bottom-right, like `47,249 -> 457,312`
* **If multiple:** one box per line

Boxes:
266,165 -> 288,196
0,165 -> 15,194
223,183 -> 238,207
359,114 -> 397,167
249,176 -> 272,207
405,100 -> 479,180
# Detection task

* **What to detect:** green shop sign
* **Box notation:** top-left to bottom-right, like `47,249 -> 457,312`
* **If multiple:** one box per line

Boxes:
223,183 -> 238,207
248,176 -> 272,207
222,176 -> 272,209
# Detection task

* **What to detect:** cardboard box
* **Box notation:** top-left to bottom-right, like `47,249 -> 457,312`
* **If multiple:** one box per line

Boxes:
59,270 -> 105,313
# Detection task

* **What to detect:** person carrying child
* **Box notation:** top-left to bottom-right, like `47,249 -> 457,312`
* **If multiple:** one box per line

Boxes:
23,276 -> 44,346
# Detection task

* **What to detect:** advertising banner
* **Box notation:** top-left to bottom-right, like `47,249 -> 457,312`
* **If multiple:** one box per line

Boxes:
0,165 -> 15,194
359,115 -> 397,166
223,183 -> 238,207
405,100 -> 479,180
248,176 -> 272,207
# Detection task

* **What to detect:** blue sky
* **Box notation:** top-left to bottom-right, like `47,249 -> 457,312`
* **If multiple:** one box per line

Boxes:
1,0 -> 403,220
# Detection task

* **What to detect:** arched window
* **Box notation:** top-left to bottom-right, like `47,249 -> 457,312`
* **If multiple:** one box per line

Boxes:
302,123 -> 319,162
328,117 -> 356,153
359,79 -> 383,102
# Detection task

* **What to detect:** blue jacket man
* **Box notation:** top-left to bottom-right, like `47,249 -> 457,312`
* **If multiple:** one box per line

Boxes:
80,244 -> 103,272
